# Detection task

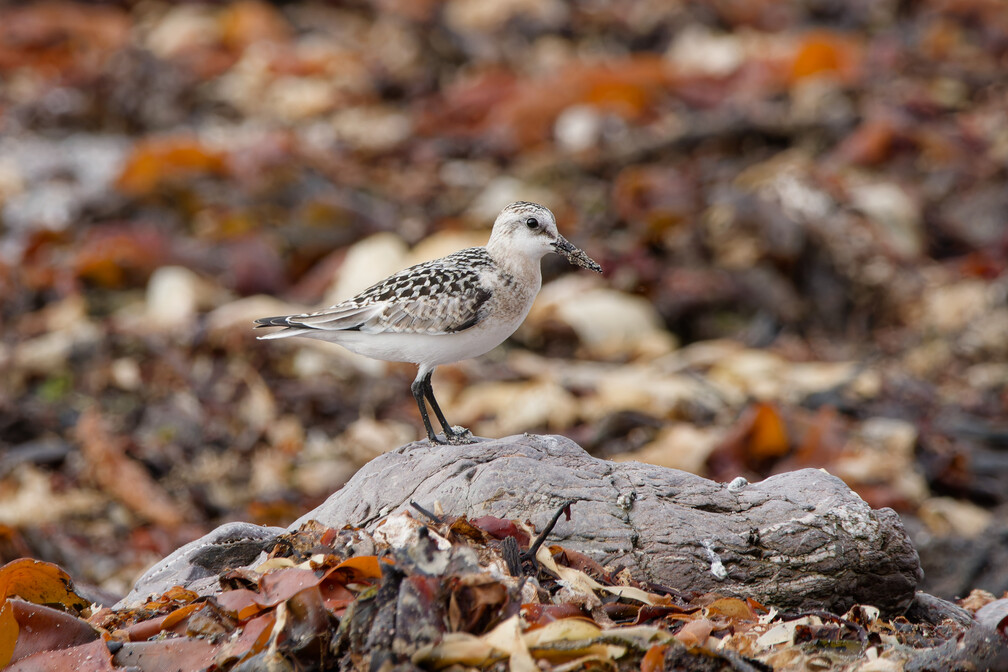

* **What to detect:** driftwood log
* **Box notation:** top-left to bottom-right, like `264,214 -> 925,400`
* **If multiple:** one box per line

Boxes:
121,434 -> 922,615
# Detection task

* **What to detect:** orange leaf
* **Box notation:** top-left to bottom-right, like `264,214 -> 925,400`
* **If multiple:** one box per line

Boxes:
640,643 -> 668,672
330,555 -> 390,582
581,56 -> 671,119
705,597 -> 755,621
0,601 -> 17,669
748,403 -> 789,459
219,0 -> 292,50
746,597 -> 770,615
161,586 -> 200,604
790,32 -> 860,84
675,617 -> 714,647
117,588 -> 204,638
116,137 -> 227,196
217,589 -> 265,621
0,559 -> 88,614
160,602 -> 203,632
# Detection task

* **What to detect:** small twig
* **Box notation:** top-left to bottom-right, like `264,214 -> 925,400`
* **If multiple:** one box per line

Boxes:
409,501 -> 442,525
500,535 -> 523,577
521,500 -> 574,563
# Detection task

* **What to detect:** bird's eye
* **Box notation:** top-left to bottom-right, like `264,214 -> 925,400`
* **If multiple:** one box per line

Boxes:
526,217 -> 539,229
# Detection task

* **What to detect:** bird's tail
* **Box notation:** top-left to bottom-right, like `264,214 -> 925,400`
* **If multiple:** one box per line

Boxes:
253,316 -> 313,340
254,315 -> 293,328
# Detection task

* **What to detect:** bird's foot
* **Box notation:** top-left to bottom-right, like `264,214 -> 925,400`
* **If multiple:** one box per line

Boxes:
444,426 -> 475,445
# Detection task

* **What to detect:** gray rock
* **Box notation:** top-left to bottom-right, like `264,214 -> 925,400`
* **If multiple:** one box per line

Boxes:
119,522 -> 283,608
121,434 -> 922,614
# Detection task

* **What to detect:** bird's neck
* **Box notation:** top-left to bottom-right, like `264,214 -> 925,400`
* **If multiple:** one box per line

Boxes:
485,241 -> 543,287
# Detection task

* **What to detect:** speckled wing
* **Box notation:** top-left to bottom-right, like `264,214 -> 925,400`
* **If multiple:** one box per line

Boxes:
257,248 -> 494,336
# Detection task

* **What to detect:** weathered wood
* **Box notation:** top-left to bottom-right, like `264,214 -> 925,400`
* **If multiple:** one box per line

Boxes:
122,434 -> 922,614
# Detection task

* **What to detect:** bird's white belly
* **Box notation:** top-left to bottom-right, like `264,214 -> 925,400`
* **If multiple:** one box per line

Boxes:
325,311 -> 526,367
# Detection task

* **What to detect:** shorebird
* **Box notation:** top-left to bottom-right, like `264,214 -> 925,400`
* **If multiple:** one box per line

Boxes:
254,201 -> 602,444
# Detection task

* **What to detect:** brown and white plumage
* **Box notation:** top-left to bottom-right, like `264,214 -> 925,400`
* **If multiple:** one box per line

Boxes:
255,201 -> 601,444
256,247 -> 495,337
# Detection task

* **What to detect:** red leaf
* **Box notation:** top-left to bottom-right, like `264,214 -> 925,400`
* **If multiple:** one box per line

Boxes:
112,637 -> 221,671
470,517 -> 530,547
521,603 -> 585,629
5,600 -> 100,667
7,638 -> 113,672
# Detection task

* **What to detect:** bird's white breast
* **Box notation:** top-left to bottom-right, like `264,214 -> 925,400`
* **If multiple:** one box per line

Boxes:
320,262 -> 540,367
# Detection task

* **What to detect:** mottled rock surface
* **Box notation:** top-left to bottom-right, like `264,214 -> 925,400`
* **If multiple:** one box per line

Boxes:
122,434 -> 922,614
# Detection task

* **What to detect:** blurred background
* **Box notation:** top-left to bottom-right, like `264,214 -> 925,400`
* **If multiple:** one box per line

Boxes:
1,0 -> 1006,603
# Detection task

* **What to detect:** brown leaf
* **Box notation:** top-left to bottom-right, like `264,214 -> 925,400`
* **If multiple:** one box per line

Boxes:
74,409 -> 186,528
258,568 -> 324,607
219,562 -> 371,623
73,224 -> 172,288
613,166 -> 697,234
282,587 -> 331,648
0,3 -> 129,78
116,601 -> 213,641
116,611 -> 181,642
834,117 -> 899,166
633,605 -> 693,626
215,611 -> 275,664
552,547 -> 609,581
787,405 -> 844,468
448,576 -> 508,633
449,516 -> 492,544
217,588 -> 268,621
318,579 -> 355,615
185,602 -> 239,639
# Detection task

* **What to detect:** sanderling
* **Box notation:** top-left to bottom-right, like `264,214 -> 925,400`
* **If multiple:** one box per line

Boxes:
254,201 -> 602,444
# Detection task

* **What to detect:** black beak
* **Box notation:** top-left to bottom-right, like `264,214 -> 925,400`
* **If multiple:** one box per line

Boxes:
552,235 -> 602,273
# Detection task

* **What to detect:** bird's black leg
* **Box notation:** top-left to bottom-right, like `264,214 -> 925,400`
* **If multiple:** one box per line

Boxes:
422,371 -> 472,443
422,371 -> 454,435
411,376 -> 442,444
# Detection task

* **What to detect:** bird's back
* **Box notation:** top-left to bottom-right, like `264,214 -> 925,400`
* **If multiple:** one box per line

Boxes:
256,247 -> 497,338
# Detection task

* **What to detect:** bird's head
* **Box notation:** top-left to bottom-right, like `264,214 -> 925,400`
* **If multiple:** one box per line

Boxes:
487,201 -> 602,272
